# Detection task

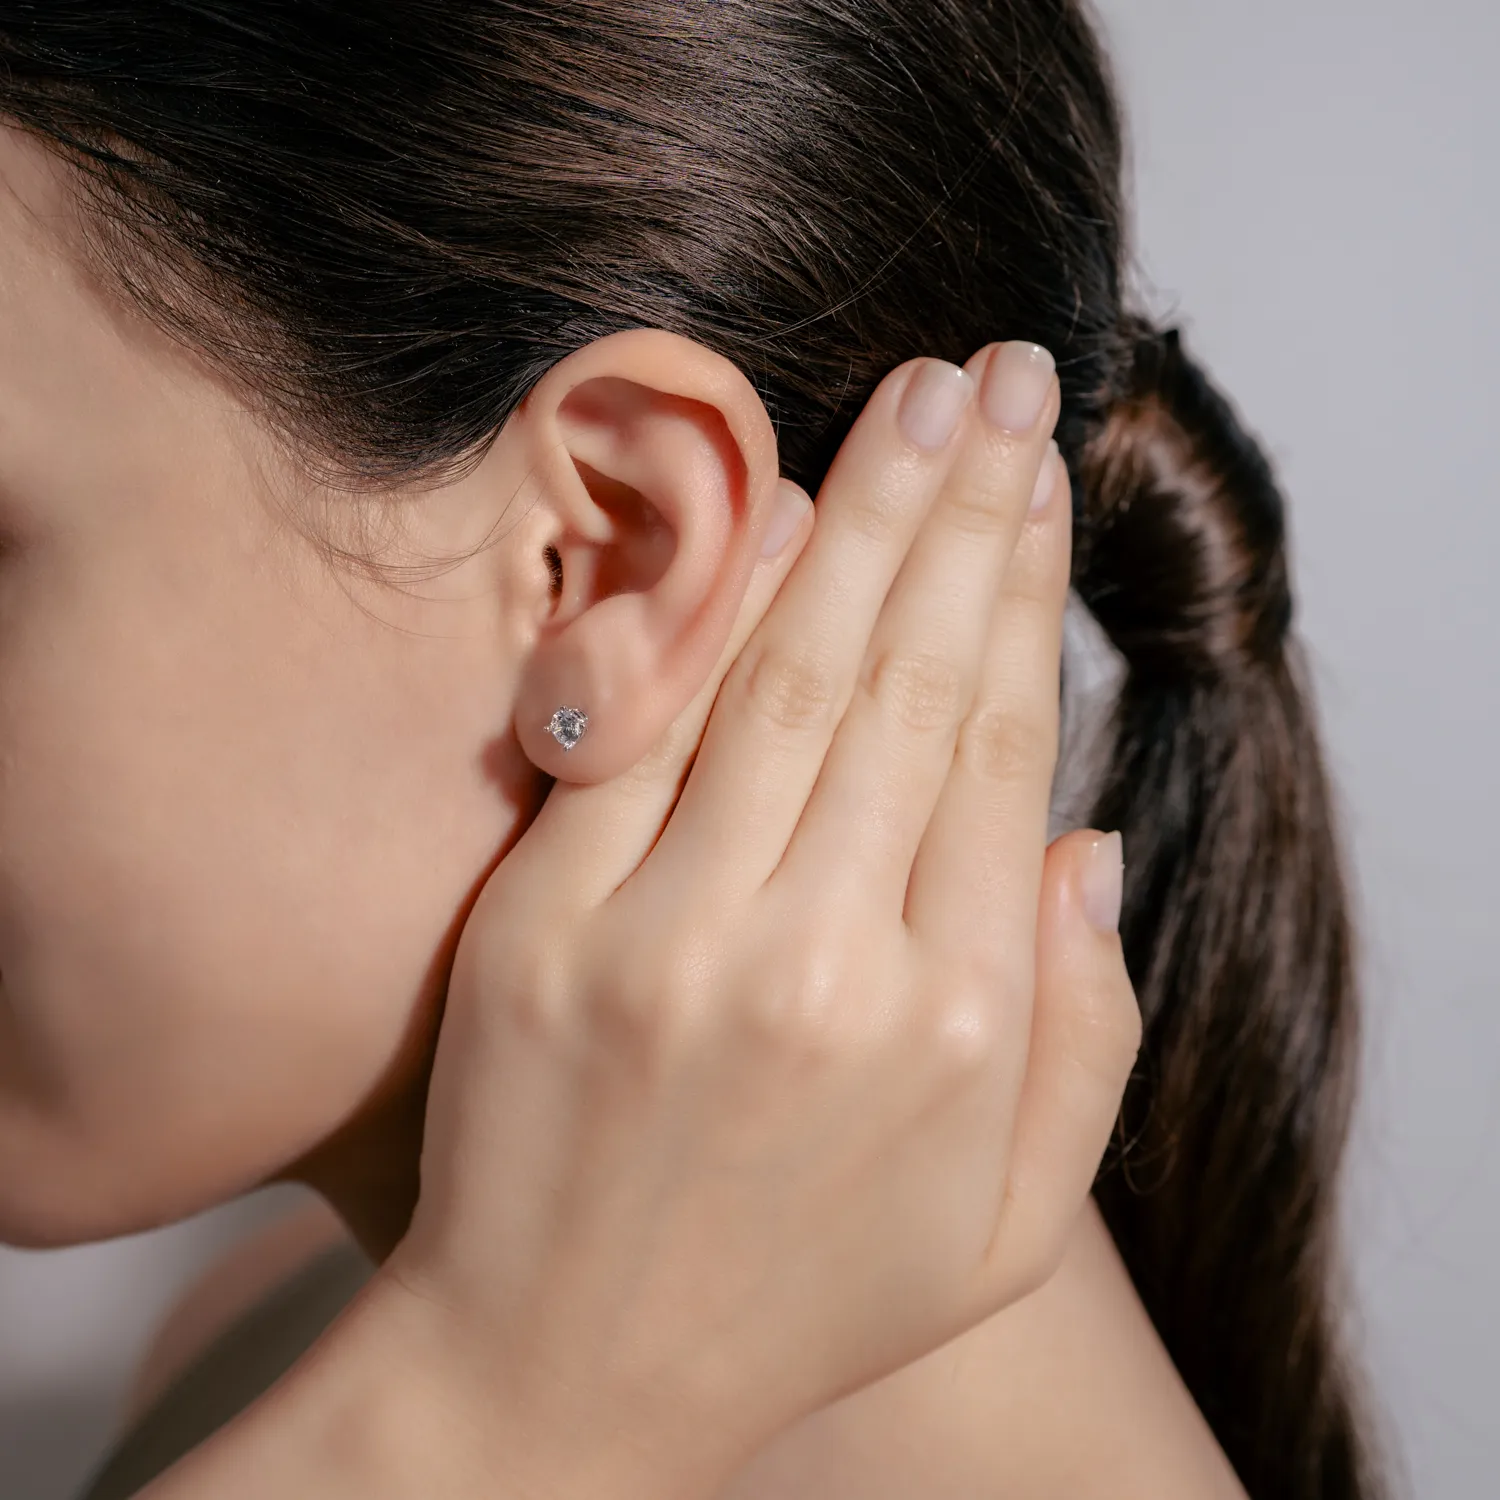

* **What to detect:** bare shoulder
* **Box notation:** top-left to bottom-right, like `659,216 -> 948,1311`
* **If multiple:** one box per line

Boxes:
119,1196 -> 353,1432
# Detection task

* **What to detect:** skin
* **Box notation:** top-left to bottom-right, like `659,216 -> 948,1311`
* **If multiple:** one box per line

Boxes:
0,120 -> 531,1255
0,122 -> 1243,1497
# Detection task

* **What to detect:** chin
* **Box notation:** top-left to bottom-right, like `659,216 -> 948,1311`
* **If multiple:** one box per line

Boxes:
0,1189 -> 134,1251
0,1134 -> 278,1251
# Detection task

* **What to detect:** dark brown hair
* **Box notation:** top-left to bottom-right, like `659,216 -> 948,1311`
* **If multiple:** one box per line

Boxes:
0,3 -> 1384,1493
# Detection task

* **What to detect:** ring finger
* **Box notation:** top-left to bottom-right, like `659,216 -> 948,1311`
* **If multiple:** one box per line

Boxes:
774,341 -> 1061,907
904,438 -> 1073,972
647,354 -> 984,898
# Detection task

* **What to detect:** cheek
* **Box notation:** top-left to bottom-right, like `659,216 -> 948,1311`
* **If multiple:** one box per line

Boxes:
0,556 -> 503,1247
0,747 -> 432,1248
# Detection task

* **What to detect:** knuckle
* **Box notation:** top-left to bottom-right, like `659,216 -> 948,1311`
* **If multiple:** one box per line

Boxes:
1032,516 -> 1075,594
455,888 -> 564,1038
743,981 -> 850,1074
1064,984 -> 1145,1087
999,583 -> 1061,644
628,713 -> 702,783
907,959 -> 1010,1079
956,702 -> 1057,784
585,925 -> 709,1061
491,952 -> 562,1041
864,647 -> 968,735
939,468 -> 1010,538
588,971 -> 672,1049
772,996 -> 853,1071
737,639 -> 841,735
737,927 -> 866,1070
926,993 -> 1002,1078
840,476 -> 911,548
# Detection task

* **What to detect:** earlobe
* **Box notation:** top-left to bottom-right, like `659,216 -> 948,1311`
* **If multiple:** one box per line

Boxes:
510,328 -> 783,785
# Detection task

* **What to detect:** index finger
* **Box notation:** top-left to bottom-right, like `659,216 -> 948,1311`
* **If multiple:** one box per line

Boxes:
641,352 -> 1000,903
506,472 -> 815,911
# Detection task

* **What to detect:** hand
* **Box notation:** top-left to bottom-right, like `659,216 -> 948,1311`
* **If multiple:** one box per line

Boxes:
379,342 -> 1142,1498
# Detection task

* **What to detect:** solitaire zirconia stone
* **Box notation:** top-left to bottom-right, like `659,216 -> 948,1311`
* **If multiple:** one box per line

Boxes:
547,706 -> 589,752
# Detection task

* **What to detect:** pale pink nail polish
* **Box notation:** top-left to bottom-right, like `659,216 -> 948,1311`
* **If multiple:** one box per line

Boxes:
1081,831 -> 1124,933
982,341 -> 1056,433
1030,441 -> 1061,515
898,360 -> 976,451
761,480 -> 811,558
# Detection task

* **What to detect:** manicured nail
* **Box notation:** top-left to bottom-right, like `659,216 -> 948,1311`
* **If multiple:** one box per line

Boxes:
982,341 -> 1056,433
898,360 -> 976,451
1081,831 -> 1124,934
761,479 -> 812,557
1029,440 -> 1061,515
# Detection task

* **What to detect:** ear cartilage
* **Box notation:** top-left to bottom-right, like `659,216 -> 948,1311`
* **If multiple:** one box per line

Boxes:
546,706 -> 589,752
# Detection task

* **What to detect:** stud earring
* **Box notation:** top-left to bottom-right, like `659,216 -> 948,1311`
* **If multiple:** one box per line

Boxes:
546,705 -> 589,752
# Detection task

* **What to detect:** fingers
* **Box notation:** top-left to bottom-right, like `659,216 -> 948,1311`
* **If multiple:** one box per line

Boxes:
968,829 -> 1142,1313
647,354 -> 986,898
774,343 -> 1062,907
902,436 -> 1073,970
512,479 -> 815,912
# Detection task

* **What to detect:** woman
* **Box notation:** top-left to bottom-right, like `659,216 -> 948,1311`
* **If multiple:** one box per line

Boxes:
0,3 -> 1384,1496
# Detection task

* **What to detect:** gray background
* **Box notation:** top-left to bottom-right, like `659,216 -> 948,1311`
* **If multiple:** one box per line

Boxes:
1,1 -> 1496,1495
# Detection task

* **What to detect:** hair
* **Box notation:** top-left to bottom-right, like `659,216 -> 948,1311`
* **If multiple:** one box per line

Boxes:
0,3 -> 1384,1494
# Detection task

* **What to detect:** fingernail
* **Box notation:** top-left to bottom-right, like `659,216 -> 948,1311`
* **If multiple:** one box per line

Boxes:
1029,440 -> 1061,515
898,360 -> 976,451
1081,831 -> 1124,934
760,479 -> 812,558
981,341 -> 1056,434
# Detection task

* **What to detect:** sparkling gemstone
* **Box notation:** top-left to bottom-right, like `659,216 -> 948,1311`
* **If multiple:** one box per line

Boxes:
547,706 -> 589,752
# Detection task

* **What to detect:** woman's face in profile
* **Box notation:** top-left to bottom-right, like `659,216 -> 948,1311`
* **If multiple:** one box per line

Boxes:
0,124 -> 544,1249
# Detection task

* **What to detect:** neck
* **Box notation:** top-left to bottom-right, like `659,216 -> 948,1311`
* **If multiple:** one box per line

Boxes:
711,1200 -> 1245,1500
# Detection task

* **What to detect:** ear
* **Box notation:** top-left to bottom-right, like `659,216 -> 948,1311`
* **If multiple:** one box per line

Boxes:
508,328 -> 786,784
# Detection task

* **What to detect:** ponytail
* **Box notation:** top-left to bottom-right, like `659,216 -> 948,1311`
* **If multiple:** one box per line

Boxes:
1071,319 -> 1385,1498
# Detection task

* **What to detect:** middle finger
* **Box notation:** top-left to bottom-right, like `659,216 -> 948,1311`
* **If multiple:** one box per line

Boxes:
774,341 -> 1061,906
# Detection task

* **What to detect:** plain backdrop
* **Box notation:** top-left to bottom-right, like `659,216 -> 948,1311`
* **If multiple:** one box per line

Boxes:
2,2 -> 1496,1496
